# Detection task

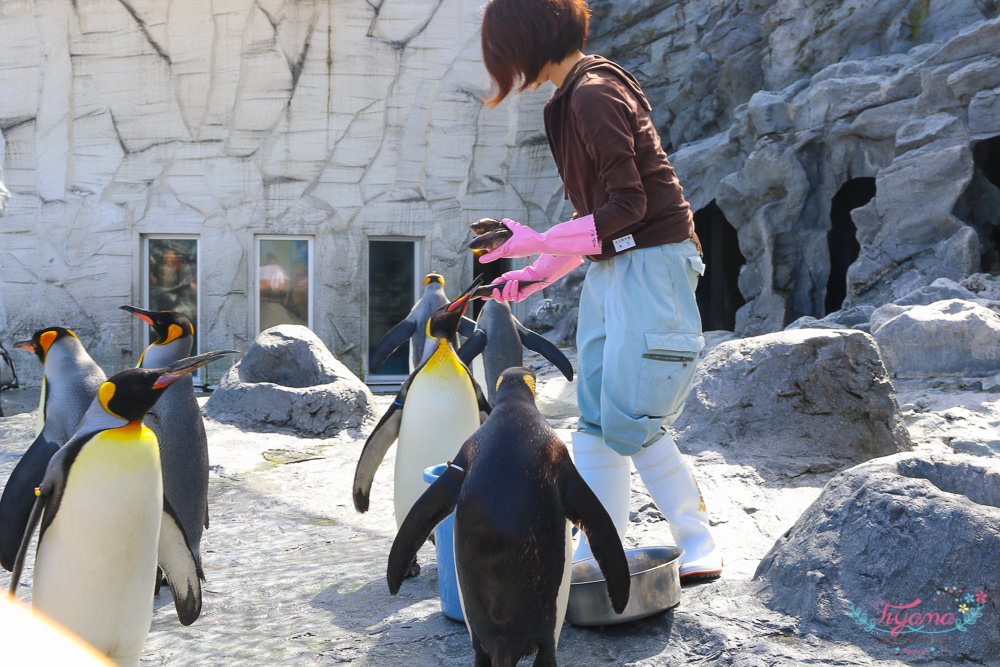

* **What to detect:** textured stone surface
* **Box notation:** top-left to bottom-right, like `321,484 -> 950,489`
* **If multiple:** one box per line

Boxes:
754,452 -> 1000,662
0,0 -> 569,380
236,326 -> 354,388
664,16 -> 1000,334
672,329 -> 912,482
871,298 -> 1000,377
1,1 -> 999,375
205,325 -> 378,437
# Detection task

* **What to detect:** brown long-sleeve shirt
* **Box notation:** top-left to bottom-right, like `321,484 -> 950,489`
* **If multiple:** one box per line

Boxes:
543,55 -> 698,261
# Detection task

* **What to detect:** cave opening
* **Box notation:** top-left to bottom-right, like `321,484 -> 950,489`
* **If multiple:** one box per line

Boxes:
694,200 -> 745,331
825,177 -> 875,314
954,136 -> 1000,274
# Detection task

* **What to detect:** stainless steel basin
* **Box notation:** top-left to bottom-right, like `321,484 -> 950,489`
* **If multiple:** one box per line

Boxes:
566,545 -> 682,626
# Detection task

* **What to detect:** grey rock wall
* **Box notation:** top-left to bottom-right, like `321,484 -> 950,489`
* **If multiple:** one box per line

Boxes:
0,0 -> 570,380
2,0 -> 1000,378
586,2 -> 1000,336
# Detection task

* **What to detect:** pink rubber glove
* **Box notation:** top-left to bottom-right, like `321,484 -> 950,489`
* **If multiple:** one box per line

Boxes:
478,214 -> 601,263
490,254 -> 584,303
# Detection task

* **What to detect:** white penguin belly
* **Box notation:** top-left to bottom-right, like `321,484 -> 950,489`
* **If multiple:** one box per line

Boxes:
33,432 -> 163,666
394,360 -> 479,527
553,521 -> 574,649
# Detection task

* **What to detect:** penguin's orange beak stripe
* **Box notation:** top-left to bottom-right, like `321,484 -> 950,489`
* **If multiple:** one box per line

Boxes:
447,293 -> 472,313
153,373 -> 183,390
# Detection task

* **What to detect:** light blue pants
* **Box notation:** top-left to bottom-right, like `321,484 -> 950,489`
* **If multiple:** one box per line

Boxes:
576,241 -> 705,456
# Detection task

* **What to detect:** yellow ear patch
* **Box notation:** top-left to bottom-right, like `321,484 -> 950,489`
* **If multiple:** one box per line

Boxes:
495,375 -> 504,393
523,374 -> 535,395
166,323 -> 183,343
39,330 -> 57,355
98,381 -> 116,411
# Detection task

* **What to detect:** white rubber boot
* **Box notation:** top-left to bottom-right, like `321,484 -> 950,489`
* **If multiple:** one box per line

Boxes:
570,431 -> 630,562
633,432 -> 722,582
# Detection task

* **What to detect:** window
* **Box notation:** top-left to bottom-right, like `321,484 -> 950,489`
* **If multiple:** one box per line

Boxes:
368,239 -> 419,379
144,237 -> 199,353
256,237 -> 313,332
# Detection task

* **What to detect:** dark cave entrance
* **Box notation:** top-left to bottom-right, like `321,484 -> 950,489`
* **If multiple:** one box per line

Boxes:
695,200 -> 745,331
955,135 -> 1000,274
825,177 -> 875,314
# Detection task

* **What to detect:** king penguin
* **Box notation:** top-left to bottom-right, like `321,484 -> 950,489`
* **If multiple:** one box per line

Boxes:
369,273 -> 477,373
121,305 -> 209,626
388,368 -> 630,667
8,350 -> 234,667
458,298 -> 574,404
354,279 -> 491,534
0,327 -> 105,571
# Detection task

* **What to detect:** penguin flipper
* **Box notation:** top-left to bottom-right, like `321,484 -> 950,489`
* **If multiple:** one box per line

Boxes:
369,319 -> 417,374
515,321 -> 574,381
387,462 -> 466,595
558,454 -> 630,614
8,491 -> 47,596
458,315 -> 477,340
456,330 -> 487,367
158,503 -> 203,626
353,381 -> 411,512
0,434 -> 59,571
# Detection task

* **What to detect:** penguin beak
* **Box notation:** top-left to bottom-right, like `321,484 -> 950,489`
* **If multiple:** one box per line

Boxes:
447,275 -> 485,313
13,339 -> 34,351
120,304 -> 156,326
152,349 -> 240,389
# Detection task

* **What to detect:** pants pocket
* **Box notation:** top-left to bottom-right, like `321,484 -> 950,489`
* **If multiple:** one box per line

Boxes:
632,331 -> 705,426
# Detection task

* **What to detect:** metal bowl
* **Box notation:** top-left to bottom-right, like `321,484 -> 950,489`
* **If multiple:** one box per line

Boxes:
566,546 -> 682,626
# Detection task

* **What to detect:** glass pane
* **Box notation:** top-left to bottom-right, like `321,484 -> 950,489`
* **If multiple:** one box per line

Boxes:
147,238 -> 198,353
258,239 -> 310,331
368,240 -> 415,376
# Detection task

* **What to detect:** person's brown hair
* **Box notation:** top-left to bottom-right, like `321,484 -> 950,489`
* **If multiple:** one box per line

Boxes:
481,0 -> 590,107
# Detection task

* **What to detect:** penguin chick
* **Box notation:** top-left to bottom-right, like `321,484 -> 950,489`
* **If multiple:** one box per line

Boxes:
8,350 -> 236,667
388,368 -> 630,667
0,327 -> 105,571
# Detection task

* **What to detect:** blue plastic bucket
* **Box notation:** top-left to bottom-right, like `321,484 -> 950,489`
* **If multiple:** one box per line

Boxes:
423,464 -> 464,622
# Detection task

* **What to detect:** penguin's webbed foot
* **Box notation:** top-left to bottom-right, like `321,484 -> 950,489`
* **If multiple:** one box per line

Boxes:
405,560 -> 421,579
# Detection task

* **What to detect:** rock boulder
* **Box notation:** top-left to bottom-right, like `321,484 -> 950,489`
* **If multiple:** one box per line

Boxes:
673,328 -> 912,482
871,298 -> 1000,377
205,325 -> 378,437
754,452 -> 1000,662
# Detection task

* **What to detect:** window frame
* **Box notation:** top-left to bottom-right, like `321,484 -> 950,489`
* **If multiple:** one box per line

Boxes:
254,235 -> 315,334
366,236 -> 422,388
141,234 -> 201,353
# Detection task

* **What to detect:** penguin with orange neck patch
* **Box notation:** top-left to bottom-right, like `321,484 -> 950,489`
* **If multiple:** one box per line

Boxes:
388,367 -> 630,666
0,327 -> 105,571
9,350 -> 235,667
120,305 -> 209,626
